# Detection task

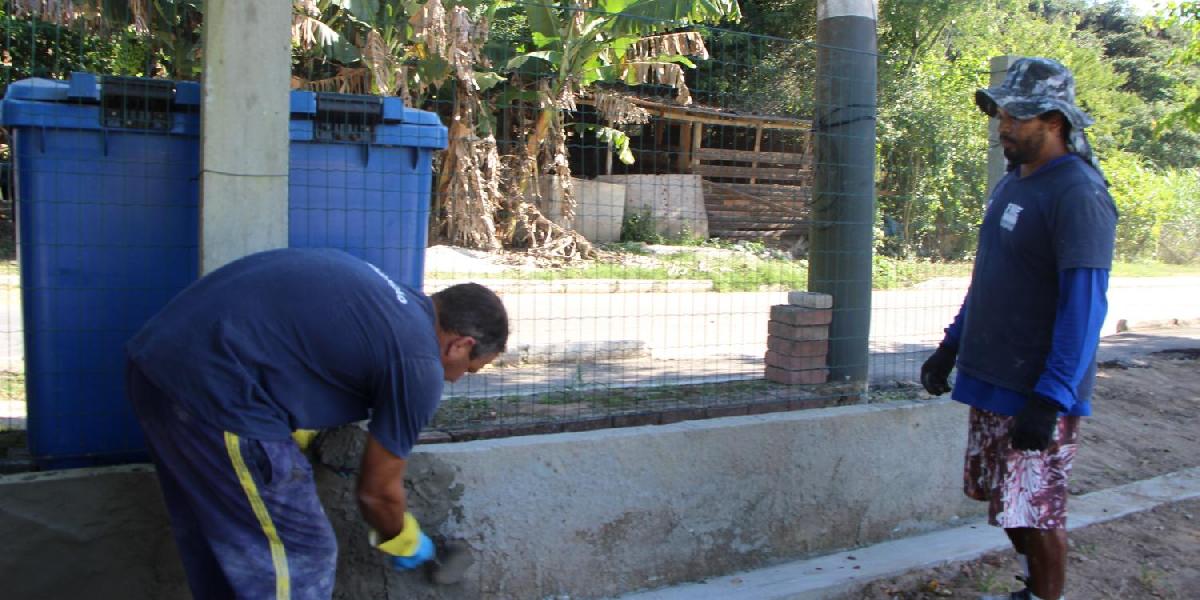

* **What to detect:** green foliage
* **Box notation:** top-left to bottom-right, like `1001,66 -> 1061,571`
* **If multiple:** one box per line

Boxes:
1102,149 -> 1200,263
0,13 -> 156,88
619,210 -> 664,244
1154,1 -> 1200,133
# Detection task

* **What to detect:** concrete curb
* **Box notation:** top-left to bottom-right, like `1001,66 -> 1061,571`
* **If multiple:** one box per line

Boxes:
616,467 -> 1200,599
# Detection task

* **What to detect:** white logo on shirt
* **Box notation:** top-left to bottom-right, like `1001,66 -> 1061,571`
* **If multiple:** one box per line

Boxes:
1000,203 -> 1024,232
366,263 -> 408,305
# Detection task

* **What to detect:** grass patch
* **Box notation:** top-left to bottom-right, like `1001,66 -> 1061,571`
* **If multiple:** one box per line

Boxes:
1112,261 -> 1200,277
425,248 -> 1197,292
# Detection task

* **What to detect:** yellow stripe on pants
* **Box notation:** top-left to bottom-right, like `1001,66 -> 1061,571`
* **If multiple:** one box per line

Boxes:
225,432 -> 291,600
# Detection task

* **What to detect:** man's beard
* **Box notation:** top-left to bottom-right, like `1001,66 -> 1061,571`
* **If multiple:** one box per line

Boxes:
1001,134 -> 1044,165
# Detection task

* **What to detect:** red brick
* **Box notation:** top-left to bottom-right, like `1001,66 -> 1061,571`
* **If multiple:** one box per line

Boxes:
613,413 -> 662,428
770,305 -> 833,326
768,336 -> 829,357
746,399 -> 793,414
659,407 -> 708,425
561,416 -> 614,433
505,422 -> 564,438
706,405 -> 750,419
765,365 -> 829,385
767,321 -> 829,341
765,350 -> 827,371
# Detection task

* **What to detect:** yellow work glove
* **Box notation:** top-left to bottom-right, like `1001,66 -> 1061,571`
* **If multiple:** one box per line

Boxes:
368,512 -> 436,569
291,429 -> 319,451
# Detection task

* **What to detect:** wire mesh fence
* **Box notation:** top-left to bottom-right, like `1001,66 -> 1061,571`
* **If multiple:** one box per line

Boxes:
1,1 -> 1197,466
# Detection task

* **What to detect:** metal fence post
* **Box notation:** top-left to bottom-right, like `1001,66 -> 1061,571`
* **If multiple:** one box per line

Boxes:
987,55 -> 1021,195
809,0 -> 878,382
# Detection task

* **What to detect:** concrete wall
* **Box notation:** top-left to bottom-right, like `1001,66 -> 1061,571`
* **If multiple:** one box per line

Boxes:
317,399 -> 981,599
597,174 -> 709,240
541,177 -> 627,243
0,465 -> 187,600
0,400 -> 981,600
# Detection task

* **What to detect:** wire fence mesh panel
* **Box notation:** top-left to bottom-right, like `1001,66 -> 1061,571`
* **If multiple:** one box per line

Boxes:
3,1 -> 1198,465
292,1 -> 867,439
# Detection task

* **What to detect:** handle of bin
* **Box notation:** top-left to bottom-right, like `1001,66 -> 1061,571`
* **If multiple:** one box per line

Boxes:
99,76 -> 175,102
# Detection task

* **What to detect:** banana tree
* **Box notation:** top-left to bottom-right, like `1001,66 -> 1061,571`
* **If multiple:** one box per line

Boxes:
504,0 -> 739,229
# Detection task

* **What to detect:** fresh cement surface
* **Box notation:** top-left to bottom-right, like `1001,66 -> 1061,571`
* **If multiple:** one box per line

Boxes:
616,467 -> 1200,600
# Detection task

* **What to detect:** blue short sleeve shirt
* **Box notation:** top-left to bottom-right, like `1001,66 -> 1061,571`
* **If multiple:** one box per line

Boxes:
127,248 -> 443,458
956,154 -> 1117,397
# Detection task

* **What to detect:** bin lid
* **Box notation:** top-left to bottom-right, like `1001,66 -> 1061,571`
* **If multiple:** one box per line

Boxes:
1,72 -> 200,132
288,89 -> 447,149
2,72 -> 200,107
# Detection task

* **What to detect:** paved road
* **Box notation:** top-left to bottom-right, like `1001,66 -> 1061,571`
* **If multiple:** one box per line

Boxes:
494,276 -> 1200,358
445,275 -> 1200,398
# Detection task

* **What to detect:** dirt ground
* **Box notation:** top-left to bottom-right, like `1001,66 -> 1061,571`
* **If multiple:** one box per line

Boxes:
847,348 -> 1200,600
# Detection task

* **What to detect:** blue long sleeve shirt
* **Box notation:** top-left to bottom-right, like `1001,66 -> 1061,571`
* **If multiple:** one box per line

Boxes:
943,267 -> 1108,416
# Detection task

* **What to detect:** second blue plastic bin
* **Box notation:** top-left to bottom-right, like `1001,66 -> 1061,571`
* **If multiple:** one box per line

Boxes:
288,91 -> 447,290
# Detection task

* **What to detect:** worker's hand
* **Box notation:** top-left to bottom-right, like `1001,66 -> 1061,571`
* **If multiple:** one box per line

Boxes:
370,512 -> 436,570
1010,393 -> 1060,452
390,533 -> 435,570
920,344 -> 957,396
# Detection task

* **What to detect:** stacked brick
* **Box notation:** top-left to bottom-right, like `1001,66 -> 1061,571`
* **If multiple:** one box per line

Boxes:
765,291 -> 832,384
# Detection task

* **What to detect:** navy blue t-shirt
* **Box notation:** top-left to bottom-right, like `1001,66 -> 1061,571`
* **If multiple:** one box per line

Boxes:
957,154 -> 1117,398
126,248 -> 443,458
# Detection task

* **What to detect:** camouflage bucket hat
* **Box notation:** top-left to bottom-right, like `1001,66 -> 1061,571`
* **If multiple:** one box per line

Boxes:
975,57 -> 1094,129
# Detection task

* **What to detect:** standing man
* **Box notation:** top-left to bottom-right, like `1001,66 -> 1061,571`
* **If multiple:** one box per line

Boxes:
920,58 -> 1117,600
125,248 -> 509,599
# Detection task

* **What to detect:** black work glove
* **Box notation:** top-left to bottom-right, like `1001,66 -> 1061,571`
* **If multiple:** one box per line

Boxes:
920,344 -> 957,396
1010,393 -> 1061,452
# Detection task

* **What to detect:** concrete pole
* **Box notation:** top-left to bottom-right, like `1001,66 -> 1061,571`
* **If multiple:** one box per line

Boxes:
808,0 -> 878,383
987,55 -> 1020,195
199,1 -> 291,274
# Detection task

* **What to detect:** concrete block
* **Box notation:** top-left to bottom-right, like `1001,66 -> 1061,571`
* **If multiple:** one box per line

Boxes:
766,365 -> 830,385
788,291 -> 833,309
770,305 -> 834,326
768,321 -> 830,341
768,335 -> 830,357
540,176 -> 626,243
597,174 -> 709,239
765,350 -> 827,371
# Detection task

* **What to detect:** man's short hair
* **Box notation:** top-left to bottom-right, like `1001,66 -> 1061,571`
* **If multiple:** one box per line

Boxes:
432,283 -> 509,359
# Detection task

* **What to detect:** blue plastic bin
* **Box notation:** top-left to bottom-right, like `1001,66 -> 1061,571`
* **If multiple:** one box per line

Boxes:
0,73 -> 200,468
288,91 -> 448,289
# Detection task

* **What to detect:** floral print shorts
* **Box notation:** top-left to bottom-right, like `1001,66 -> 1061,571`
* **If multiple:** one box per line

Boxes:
963,407 -> 1080,529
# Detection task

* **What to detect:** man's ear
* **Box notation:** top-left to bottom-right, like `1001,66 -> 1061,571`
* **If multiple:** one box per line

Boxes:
446,335 -> 477,360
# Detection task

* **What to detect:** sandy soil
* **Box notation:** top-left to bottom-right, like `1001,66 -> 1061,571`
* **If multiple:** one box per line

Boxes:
847,348 -> 1200,599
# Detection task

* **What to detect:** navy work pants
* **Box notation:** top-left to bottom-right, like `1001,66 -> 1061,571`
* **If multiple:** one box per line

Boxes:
126,361 -> 338,599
